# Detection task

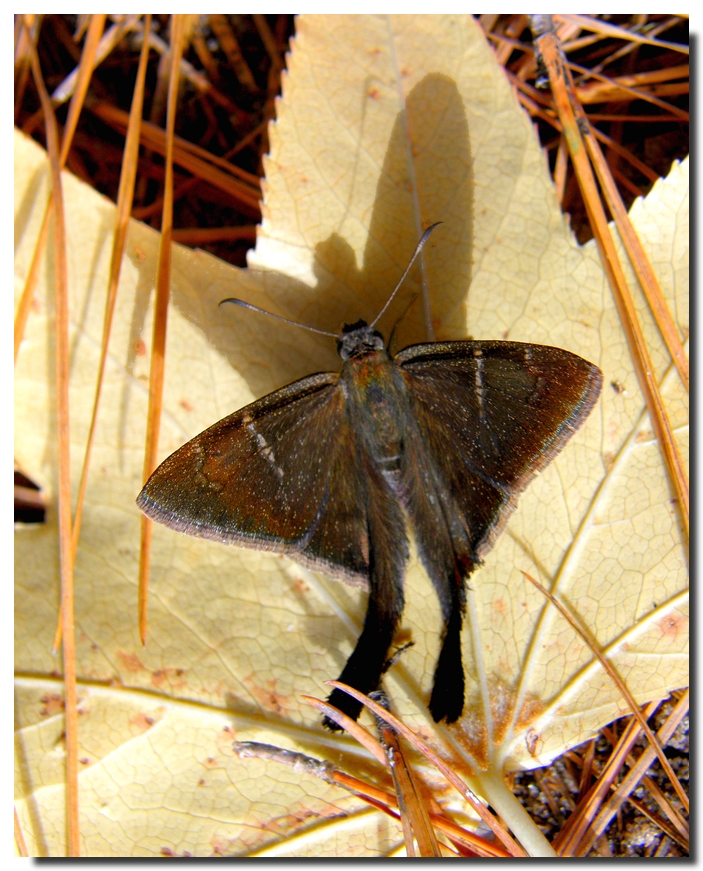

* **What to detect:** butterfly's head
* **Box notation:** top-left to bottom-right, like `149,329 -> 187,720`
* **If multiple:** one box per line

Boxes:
337,319 -> 385,361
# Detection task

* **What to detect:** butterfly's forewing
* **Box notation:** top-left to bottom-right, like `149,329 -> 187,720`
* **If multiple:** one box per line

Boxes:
139,371 -> 370,584
397,340 -> 603,560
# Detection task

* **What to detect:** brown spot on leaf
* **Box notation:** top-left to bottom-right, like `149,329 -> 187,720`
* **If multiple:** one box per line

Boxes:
658,612 -> 688,639
151,667 -> 187,690
210,835 -> 229,855
134,338 -> 146,356
244,674 -> 292,716
292,577 -> 310,595
40,693 -> 65,717
179,398 -> 193,412
130,712 -> 155,733
117,650 -> 145,673
493,597 -> 507,616
525,729 -> 542,758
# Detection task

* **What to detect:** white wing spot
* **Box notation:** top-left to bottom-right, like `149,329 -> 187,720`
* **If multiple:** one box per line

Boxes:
247,421 -> 284,480
475,354 -> 486,418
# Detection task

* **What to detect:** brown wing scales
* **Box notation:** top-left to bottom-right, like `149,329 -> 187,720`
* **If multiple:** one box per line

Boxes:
139,372 -> 370,583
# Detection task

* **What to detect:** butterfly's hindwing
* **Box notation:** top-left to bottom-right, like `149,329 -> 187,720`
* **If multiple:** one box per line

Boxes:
397,340 -> 603,557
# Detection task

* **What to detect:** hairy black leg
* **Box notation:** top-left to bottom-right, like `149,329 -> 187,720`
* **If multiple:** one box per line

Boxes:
323,602 -> 399,730
323,460 -> 407,731
429,601 -> 465,723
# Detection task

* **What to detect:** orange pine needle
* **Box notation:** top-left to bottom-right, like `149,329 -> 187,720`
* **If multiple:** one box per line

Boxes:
532,17 -> 689,537
138,15 -> 186,645
27,28 -> 80,857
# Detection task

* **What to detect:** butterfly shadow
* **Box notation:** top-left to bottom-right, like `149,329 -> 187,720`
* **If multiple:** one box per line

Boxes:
160,72 -> 476,404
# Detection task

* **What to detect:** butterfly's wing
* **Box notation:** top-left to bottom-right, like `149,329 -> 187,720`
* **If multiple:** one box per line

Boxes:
396,340 -> 602,722
398,340 -> 602,559
138,372 -> 371,586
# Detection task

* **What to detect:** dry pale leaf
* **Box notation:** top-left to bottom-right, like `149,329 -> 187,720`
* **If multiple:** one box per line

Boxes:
15,15 -> 687,857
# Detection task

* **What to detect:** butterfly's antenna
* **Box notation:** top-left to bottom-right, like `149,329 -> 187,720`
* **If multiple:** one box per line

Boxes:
370,221 -> 443,329
219,298 -> 338,339
386,292 -> 419,353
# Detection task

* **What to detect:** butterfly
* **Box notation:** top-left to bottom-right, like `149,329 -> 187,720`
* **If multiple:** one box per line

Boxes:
137,225 -> 603,729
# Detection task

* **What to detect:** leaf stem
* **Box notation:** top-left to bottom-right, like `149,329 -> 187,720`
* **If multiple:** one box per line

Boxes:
472,770 -> 557,857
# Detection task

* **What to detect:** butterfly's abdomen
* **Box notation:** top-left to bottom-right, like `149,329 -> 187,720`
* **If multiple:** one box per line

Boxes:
340,350 -> 411,491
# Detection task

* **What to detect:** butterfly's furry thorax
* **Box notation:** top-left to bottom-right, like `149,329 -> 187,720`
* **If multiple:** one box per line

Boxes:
339,338 -> 411,491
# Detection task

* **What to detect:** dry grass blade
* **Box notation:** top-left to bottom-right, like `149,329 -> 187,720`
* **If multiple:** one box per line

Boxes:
144,26 -> 245,119
522,571 -> 688,821
87,101 -> 262,213
325,681 -> 527,857
301,696 -> 388,766
70,15 -> 152,559
579,117 -> 689,390
15,16 -> 116,371
509,70 -> 673,187
20,16 -> 141,138
589,125 -> 660,184
14,805 -> 29,857
14,15 -> 38,121
58,15 -> 105,165
15,17 -> 104,369
370,693 -> 441,857
209,15 -> 258,92
636,776 -> 688,845
27,26 -> 79,857
234,741 -> 511,858
47,14 -> 137,651
625,794 -> 687,850
576,739 -> 597,802
50,14 -> 153,653
532,16 -> 689,537
130,121 -> 265,222
569,62 -> 689,120
50,16 -> 141,106
138,15 -> 186,645
554,700 -> 660,854
572,690 -> 689,855
553,14 -> 689,54
14,198 -> 51,364
170,226 -> 258,245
